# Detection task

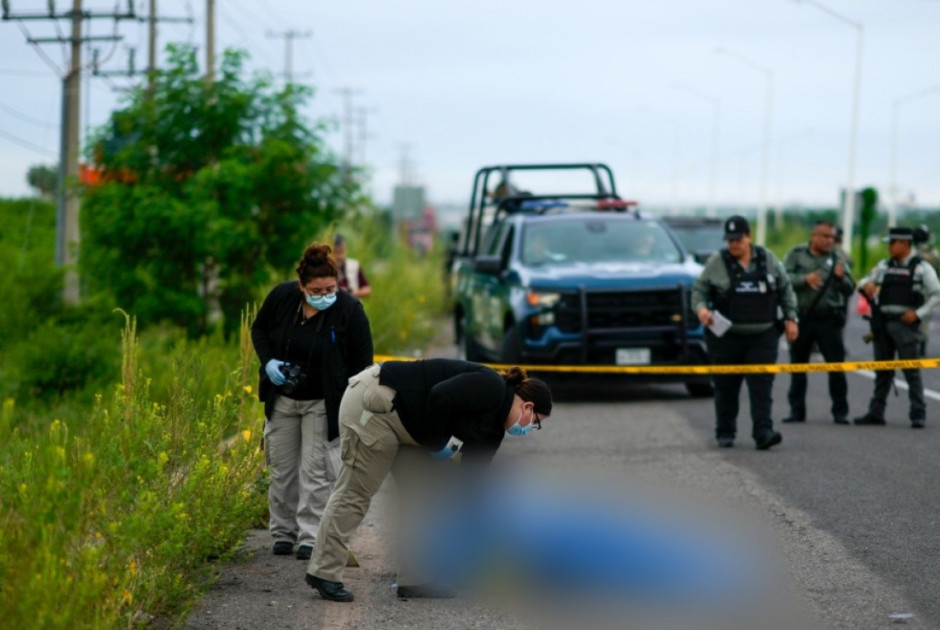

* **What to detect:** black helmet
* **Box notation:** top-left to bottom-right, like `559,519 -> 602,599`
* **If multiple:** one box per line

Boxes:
913,224 -> 931,245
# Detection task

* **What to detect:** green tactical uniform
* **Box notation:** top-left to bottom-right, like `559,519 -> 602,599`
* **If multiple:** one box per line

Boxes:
784,244 -> 856,315
692,245 -> 799,334
916,243 -> 940,278
782,242 -> 856,424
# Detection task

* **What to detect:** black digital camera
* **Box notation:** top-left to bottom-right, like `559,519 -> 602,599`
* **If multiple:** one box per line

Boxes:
278,362 -> 307,394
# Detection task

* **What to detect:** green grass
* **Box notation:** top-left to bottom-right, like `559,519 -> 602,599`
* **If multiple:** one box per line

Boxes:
0,312 -> 267,629
0,195 -> 453,627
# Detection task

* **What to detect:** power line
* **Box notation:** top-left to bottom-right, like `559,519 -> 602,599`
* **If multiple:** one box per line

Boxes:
0,127 -> 57,158
266,29 -> 311,83
0,67 -> 53,76
0,99 -> 59,129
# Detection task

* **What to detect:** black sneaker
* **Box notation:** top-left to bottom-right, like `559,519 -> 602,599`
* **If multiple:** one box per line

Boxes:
296,544 -> 313,560
397,583 -> 457,599
853,414 -> 885,426
912,419 -> 926,429
833,416 -> 849,425
781,416 -> 805,423
755,431 -> 782,450
305,574 -> 354,602
273,540 -> 294,556
716,436 -> 734,448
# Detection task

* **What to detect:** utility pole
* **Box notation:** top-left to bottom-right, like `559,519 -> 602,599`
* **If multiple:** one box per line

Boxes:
130,1 -> 190,93
266,29 -> 312,84
206,0 -> 214,85
148,0 -> 156,88
91,3 -> 190,90
355,106 -> 377,169
334,87 -> 362,175
3,0 -> 134,303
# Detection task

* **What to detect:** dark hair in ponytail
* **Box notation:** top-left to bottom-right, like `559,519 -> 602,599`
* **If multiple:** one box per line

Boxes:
501,366 -> 553,416
296,242 -> 339,284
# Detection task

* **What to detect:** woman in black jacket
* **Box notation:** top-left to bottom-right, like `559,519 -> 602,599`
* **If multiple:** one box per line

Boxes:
251,242 -> 373,560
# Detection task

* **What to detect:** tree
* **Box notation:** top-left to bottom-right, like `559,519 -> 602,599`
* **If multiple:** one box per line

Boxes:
858,187 -> 878,273
81,45 -> 360,336
27,164 -> 57,197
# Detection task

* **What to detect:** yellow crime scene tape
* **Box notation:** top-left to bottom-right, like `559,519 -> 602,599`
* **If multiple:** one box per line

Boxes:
373,355 -> 940,375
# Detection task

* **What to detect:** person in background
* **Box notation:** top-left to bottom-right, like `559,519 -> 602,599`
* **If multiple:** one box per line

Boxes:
913,224 -> 940,355
251,242 -> 374,560
913,224 -> 940,277
834,226 -> 855,270
782,220 -> 855,425
692,215 -> 798,450
333,233 -> 372,299
304,358 -> 553,602
854,226 -> 940,429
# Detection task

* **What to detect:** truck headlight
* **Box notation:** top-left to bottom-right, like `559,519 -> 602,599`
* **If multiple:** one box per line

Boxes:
526,291 -> 561,308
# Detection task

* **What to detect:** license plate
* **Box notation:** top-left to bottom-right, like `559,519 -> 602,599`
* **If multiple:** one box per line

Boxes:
616,348 -> 651,365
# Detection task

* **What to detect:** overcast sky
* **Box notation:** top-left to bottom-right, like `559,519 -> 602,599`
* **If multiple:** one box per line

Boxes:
1,0 -> 938,213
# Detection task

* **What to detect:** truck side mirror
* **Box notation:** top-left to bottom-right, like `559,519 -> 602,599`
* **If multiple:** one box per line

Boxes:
473,255 -> 503,275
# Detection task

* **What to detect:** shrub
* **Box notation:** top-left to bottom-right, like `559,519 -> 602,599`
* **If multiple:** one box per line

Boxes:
0,313 -> 266,628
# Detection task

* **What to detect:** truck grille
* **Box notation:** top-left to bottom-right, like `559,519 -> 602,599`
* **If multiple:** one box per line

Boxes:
554,288 -> 690,332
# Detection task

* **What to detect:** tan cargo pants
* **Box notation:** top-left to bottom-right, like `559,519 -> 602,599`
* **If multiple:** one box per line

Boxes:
264,397 -> 340,548
307,364 -> 420,583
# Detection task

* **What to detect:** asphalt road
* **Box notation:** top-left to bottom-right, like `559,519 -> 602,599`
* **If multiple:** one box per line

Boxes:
184,308 -> 940,630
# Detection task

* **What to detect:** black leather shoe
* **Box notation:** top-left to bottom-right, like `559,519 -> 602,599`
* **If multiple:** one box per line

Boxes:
305,574 -> 354,602
912,419 -> 926,429
273,540 -> 294,556
853,414 -> 885,426
296,544 -> 313,560
781,416 -> 805,423
716,436 -> 734,448
833,416 -> 849,425
755,431 -> 782,450
397,583 -> 457,599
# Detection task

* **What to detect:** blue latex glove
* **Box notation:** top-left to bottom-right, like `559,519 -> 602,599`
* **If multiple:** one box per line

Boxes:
265,359 -> 286,386
431,446 -> 459,461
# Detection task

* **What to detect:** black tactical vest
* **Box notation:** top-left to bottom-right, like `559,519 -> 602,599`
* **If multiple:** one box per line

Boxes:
712,247 -> 778,324
879,256 -> 924,308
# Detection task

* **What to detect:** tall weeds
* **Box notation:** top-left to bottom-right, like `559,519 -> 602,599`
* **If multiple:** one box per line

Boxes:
0,312 -> 266,628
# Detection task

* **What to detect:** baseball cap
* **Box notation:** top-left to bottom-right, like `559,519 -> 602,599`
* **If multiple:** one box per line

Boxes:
723,215 -> 750,241
882,226 -> 914,242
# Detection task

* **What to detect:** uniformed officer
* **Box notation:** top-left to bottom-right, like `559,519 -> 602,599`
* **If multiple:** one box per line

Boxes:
913,224 -> 940,277
834,226 -> 855,270
854,226 -> 940,428
692,215 -> 799,450
782,220 -> 856,425
912,224 -> 940,355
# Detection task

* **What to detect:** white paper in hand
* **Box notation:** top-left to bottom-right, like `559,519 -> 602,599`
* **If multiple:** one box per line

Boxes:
708,310 -> 732,338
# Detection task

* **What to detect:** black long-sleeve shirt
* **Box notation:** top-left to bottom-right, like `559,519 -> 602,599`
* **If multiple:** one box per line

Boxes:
379,359 -> 513,462
251,280 -> 373,440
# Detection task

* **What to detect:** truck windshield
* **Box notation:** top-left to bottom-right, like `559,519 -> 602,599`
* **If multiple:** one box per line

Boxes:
521,218 -> 682,266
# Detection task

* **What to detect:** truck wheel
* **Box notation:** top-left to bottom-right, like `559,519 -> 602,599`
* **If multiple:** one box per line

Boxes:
462,329 -> 483,362
685,381 -> 714,398
500,325 -> 523,363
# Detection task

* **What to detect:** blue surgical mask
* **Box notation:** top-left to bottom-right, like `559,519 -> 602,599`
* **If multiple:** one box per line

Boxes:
305,292 -> 337,311
505,409 -> 533,437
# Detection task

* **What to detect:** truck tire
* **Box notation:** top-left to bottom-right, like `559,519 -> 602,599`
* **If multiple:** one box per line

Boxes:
499,325 -> 523,363
685,381 -> 714,398
461,324 -> 483,362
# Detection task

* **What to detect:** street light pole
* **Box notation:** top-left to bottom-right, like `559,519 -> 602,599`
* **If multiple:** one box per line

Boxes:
889,86 -> 940,227
794,0 -> 863,255
716,47 -> 773,246
671,82 -> 721,217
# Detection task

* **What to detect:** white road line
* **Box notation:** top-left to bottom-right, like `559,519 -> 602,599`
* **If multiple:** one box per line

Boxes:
853,369 -> 940,402
778,341 -> 940,402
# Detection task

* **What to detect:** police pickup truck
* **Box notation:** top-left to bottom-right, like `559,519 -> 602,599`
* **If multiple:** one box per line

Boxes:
451,163 -> 712,396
